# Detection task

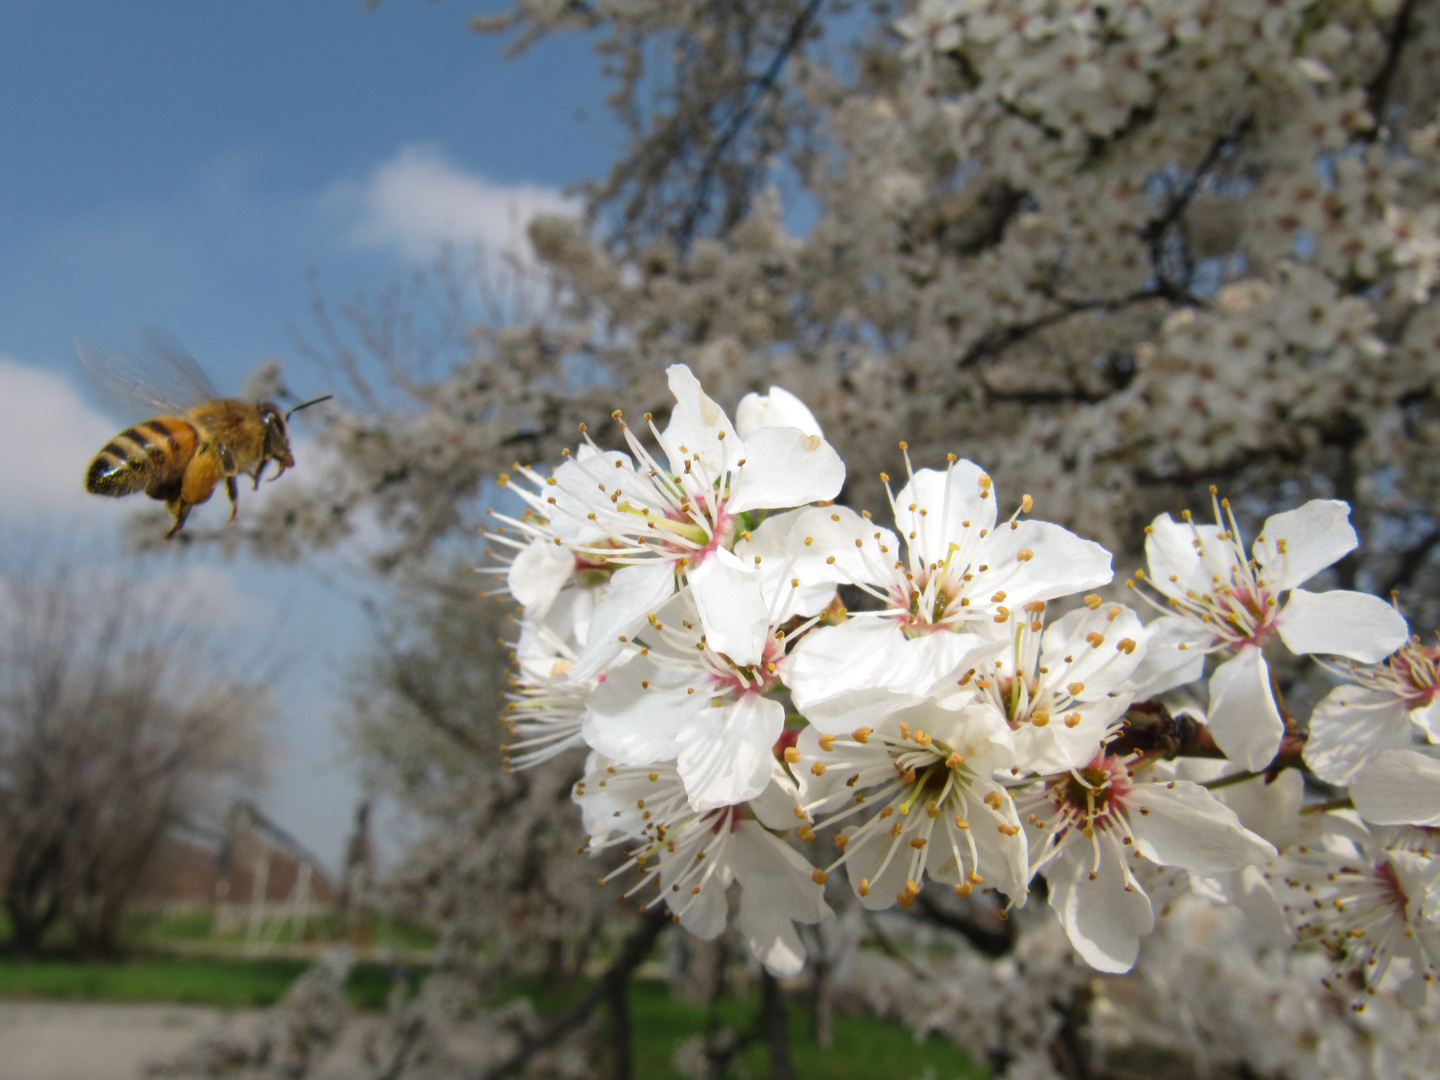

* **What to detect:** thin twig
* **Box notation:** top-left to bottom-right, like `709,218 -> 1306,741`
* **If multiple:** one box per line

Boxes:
675,0 -> 826,249
1366,0 -> 1416,131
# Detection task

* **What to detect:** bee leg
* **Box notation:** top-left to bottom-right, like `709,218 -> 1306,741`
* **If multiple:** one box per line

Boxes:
252,460 -> 268,490
165,499 -> 193,540
226,475 -> 240,522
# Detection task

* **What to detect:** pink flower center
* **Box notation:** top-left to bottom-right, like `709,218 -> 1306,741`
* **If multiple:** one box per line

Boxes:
1389,641 -> 1440,707
1046,753 -> 1134,836
1213,583 -> 1279,647
1374,859 -> 1410,919
707,635 -> 785,697
889,567 -> 966,637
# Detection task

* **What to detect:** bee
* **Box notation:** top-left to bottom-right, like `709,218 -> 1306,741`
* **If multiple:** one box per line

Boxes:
80,330 -> 331,539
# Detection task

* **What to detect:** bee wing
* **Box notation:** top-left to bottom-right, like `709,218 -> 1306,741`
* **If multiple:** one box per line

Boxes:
77,328 -> 221,418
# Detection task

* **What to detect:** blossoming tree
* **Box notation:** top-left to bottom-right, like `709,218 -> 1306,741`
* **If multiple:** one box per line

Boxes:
160,1 -> 1440,1077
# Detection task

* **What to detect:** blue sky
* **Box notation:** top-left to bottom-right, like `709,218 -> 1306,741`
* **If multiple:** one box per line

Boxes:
0,0 -> 612,869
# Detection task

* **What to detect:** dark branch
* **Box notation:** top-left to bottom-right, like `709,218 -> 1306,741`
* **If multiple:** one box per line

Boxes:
1366,0 -> 1416,130
1380,525 -> 1440,598
913,891 -> 1016,957
675,0 -> 826,249
478,909 -> 669,1080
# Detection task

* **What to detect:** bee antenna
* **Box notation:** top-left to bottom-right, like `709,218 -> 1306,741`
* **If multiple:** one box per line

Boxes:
284,394 -> 334,421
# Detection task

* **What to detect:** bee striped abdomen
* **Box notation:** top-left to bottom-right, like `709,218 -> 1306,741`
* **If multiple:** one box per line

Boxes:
85,418 -> 197,497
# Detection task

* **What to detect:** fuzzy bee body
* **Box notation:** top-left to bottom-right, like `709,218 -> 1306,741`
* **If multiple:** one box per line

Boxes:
79,333 -> 327,539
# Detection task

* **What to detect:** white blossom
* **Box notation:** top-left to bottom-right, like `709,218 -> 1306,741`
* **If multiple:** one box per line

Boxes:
786,454 -> 1112,724
1131,494 -> 1409,771
1019,753 -> 1275,972
574,757 -> 830,977
794,697 -> 1029,910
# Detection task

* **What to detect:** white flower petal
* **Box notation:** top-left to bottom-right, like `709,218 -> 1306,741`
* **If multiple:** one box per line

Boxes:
731,823 -> 830,976
688,548 -> 769,666
1128,780 -> 1276,874
506,539 -> 575,615
659,363 -> 741,477
786,505 -> 898,589
1253,499 -> 1357,591
1304,684 -> 1415,785
786,620 -> 921,727
749,766 -> 808,831
677,693 -> 786,811
1219,865 -> 1294,948
1122,613 -> 1211,697
1206,646 -> 1285,772
1046,836 -> 1153,973
1014,695 -> 1130,775
788,620 -> 999,728
547,450 -> 638,545
1041,604 -> 1147,699
735,385 -> 823,438
1210,767 -> 1304,850
662,860 -> 730,940
933,792 -> 1028,904
843,826 -> 918,911
1414,700 -> 1440,743
893,463 -> 996,568
572,561 -> 678,681
1277,588 -> 1409,662
732,509 -> 841,621
726,425 -> 845,515
979,520 -> 1113,603
581,658 -> 705,765
1144,514 -> 1227,600
1350,749 -> 1440,827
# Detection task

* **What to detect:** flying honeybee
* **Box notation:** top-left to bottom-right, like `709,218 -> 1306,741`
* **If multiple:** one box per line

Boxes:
80,330 -> 331,539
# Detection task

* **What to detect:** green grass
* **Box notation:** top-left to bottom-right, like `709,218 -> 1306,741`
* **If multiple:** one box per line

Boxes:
121,908 -> 438,952
0,955 -> 983,1078
624,979 -> 984,1080
0,955 -> 310,1008
0,954 -> 419,1010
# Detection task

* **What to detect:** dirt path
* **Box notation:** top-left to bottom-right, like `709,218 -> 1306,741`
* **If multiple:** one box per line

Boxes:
0,1001 -> 260,1080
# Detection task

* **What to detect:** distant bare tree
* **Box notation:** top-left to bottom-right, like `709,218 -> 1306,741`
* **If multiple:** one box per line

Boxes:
0,563 -> 268,957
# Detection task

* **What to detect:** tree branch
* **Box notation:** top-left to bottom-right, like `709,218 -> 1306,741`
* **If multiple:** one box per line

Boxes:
1366,0 -> 1416,131
1379,525 -> 1440,598
913,892 -> 1017,958
675,0 -> 826,249
478,909 -> 669,1080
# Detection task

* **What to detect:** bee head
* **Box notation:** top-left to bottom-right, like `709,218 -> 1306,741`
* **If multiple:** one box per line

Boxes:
258,402 -> 296,479
254,395 -> 330,485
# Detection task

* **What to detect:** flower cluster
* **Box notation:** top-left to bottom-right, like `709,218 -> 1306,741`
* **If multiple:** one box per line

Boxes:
484,366 -> 1440,994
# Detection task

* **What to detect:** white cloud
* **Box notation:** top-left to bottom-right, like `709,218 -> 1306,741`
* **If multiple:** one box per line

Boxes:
334,144 -> 579,264
0,358 -> 123,519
